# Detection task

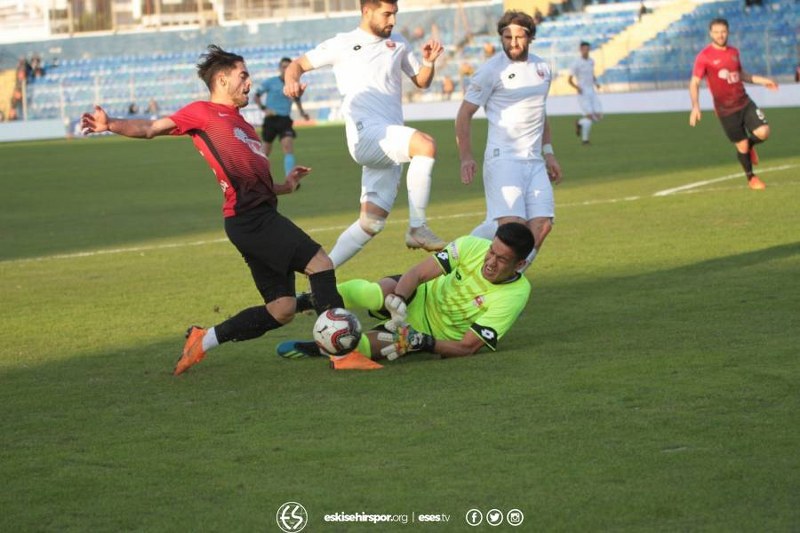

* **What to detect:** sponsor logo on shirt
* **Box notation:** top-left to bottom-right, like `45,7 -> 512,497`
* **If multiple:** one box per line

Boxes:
353,44 -> 362,51
386,39 -> 396,49
233,127 -> 267,159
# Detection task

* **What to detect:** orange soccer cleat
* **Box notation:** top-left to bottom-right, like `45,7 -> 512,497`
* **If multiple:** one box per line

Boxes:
329,350 -> 383,370
173,326 -> 207,376
747,176 -> 766,190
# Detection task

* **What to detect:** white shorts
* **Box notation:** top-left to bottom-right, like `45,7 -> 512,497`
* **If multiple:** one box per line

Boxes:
578,91 -> 602,117
346,122 -> 415,212
483,158 -> 554,221
347,121 -> 415,168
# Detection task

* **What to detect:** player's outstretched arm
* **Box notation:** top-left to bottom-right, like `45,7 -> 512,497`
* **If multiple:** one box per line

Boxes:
688,76 -> 702,126
274,165 -> 311,195
411,39 -> 444,89
742,70 -> 779,90
81,105 -> 176,138
283,56 -> 313,99
455,101 -> 480,185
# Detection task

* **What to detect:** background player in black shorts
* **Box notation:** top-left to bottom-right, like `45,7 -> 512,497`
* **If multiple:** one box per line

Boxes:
689,18 -> 778,190
254,57 -> 310,177
81,45 -> 344,375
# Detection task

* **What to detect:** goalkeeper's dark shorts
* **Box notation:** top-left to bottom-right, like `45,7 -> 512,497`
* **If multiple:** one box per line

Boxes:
225,205 -> 320,303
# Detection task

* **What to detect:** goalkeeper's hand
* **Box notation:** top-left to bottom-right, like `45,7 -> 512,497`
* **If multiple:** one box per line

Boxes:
384,293 -> 408,332
377,325 -> 436,361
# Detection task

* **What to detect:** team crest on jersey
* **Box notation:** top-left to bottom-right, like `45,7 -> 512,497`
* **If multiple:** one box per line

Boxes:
473,295 -> 485,308
536,65 -> 546,78
233,127 -> 267,159
385,39 -> 396,49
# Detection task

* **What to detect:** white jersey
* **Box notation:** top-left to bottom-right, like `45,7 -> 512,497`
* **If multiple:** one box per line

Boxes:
305,28 -> 420,130
570,57 -> 596,92
464,52 -> 552,160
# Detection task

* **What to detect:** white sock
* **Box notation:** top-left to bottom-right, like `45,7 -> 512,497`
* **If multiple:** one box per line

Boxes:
470,219 -> 497,240
202,327 -> 219,352
517,248 -> 538,273
329,221 -> 373,268
580,118 -> 593,142
406,156 -> 435,228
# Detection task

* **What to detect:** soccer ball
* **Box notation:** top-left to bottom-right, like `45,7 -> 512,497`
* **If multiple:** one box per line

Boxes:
312,308 -> 363,356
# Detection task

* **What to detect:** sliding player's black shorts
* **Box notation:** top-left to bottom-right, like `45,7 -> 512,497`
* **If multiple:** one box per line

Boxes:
225,205 -> 320,302
719,99 -> 768,143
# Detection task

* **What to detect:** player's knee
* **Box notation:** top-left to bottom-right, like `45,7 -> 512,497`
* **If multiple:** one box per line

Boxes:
267,301 -> 296,325
411,132 -> 436,158
755,126 -> 770,140
305,249 -> 334,274
359,212 -> 387,236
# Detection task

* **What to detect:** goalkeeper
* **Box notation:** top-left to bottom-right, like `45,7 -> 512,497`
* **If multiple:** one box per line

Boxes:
278,222 -> 533,364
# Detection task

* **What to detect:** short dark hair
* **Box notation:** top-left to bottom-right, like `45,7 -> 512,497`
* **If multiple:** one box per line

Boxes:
497,10 -> 536,39
361,0 -> 397,8
196,44 -> 244,91
495,222 -> 535,261
280,57 -> 292,64
580,41 -> 591,48
709,17 -> 728,30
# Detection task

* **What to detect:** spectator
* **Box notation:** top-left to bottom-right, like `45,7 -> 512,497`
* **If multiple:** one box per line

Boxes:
547,3 -> 560,19
0,109 -> 5,122
795,63 -> 800,82
128,103 -> 139,115
147,98 -> 160,117
638,1 -> 649,21
533,8 -> 544,25
459,62 -> 475,95
30,55 -> 45,79
442,76 -> 455,100
483,41 -> 496,58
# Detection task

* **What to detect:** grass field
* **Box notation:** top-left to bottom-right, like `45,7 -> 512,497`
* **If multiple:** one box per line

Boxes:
1,109 -> 799,532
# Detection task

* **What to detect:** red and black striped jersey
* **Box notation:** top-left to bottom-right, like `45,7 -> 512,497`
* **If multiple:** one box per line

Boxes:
171,101 -> 276,217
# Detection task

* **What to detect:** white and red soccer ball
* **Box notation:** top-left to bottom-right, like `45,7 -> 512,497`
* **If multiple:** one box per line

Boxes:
313,308 -> 362,356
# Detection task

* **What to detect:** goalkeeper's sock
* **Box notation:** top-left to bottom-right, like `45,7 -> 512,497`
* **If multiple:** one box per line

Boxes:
356,334 -> 373,359
407,156 -> 435,227
214,306 -> 282,343
283,153 -> 296,177
470,219 -> 497,240
338,279 -> 384,311
329,221 -> 373,268
309,269 -> 345,314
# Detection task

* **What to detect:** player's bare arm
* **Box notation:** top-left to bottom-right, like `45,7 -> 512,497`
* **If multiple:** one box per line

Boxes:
274,166 -> 311,195
455,101 -> 480,185
81,105 -> 176,138
283,56 -> 313,98
688,75 -> 703,126
542,117 -> 562,184
568,75 -> 582,94
741,70 -> 779,90
410,39 -> 444,89
392,255 -> 444,301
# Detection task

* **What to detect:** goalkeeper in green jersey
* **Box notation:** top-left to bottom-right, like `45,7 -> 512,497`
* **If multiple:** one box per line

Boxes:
278,222 -> 533,364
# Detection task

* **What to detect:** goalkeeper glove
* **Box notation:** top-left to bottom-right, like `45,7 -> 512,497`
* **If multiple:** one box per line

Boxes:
384,293 -> 408,332
377,325 -> 436,361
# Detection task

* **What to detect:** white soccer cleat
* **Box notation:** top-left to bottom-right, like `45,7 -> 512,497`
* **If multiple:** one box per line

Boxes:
405,225 -> 446,251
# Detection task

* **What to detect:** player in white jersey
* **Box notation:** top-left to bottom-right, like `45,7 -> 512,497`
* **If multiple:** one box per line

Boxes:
568,41 -> 603,145
455,10 -> 562,271
283,0 -> 447,267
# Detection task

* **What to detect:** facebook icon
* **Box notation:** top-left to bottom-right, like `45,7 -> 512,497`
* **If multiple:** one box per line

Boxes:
466,509 -> 483,526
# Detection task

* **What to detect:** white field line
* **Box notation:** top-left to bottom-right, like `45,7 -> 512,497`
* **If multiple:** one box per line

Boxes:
653,164 -> 796,196
4,169 -> 796,265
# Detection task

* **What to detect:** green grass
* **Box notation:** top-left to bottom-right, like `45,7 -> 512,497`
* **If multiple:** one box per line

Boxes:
1,109 -> 799,532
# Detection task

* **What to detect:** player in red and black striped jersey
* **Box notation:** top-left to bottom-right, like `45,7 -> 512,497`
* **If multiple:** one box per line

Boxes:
689,18 -> 778,190
81,45 -> 345,375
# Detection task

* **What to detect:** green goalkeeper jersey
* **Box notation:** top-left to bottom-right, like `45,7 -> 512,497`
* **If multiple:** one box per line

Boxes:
407,236 -> 531,351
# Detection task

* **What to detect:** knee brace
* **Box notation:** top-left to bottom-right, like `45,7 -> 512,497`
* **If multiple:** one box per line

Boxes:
359,212 -> 387,235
